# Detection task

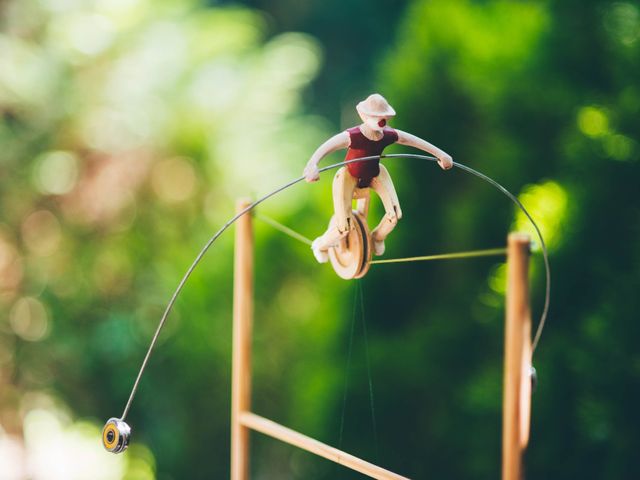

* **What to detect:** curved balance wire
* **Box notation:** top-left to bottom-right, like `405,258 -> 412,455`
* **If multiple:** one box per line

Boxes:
120,155 -> 389,420
451,159 -> 550,354
118,153 -> 550,421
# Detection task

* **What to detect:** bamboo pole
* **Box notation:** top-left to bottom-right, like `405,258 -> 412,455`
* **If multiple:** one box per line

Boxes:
231,199 -> 254,480
240,412 -> 410,480
502,233 -> 532,480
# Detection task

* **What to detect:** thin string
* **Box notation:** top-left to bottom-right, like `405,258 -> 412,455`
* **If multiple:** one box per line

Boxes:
337,282 -> 359,450
336,281 -> 380,462
370,247 -> 507,265
255,213 -> 313,246
253,213 -> 507,265
358,281 -> 380,463
118,153 -> 550,421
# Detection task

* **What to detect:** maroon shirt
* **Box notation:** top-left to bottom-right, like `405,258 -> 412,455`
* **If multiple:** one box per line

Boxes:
345,126 -> 398,187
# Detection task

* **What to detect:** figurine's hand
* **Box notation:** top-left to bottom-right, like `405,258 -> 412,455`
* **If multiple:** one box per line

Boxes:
437,153 -> 453,170
304,163 -> 320,183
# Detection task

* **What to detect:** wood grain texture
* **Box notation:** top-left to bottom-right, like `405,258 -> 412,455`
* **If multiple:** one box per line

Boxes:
231,199 -> 253,480
502,233 -> 532,480
240,412 -> 410,480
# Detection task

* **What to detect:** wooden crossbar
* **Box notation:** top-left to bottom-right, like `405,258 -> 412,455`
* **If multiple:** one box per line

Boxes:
240,412 -> 409,480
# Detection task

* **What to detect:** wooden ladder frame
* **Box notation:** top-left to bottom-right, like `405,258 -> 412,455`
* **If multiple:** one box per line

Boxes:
231,199 -> 532,480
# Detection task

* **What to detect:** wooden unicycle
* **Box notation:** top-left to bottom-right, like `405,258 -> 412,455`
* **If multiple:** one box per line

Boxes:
328,189 -> 373,280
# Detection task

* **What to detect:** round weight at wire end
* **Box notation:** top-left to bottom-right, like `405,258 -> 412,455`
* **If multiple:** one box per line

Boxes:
102,417 -> 131,453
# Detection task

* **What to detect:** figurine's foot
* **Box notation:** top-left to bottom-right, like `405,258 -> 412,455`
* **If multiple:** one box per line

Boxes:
311,238 -> 329,263
373,239 -> 386,256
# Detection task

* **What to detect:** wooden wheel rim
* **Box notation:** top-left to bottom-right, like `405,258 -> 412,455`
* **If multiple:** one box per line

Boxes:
328,212 -> 372,280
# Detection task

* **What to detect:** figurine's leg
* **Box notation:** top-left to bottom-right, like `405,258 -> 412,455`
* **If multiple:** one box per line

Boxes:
354,187 -> 371,218
369,165 -> 402,256
333,167 -> 359,233
311,168 -> 357,262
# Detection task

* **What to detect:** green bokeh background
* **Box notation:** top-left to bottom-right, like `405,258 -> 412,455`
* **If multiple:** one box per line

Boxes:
1,0 -> 639,478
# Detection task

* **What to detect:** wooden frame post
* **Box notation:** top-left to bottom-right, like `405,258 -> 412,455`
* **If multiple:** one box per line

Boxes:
231,199 -> 254,480
502,233 -> 532,480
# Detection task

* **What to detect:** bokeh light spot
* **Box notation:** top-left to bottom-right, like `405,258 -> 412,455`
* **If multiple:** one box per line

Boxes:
21,210 -> 62,256
9,297 -> 49,342
0,234 -> 17,271
514,180 -> 569,250
34,151 -> 79,195
604,2 -> 640,46
67,14 -> 115,56
603,133 -> 635,161
23,407 -> 128,480
0,430 -> 25,480
488,263 -> 507,295
577,106 -> 609,137
151,157 -> 197,204
0,233 -> 23,294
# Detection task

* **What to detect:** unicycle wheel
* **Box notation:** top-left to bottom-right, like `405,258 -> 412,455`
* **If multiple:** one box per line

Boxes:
328,212 -> 372,280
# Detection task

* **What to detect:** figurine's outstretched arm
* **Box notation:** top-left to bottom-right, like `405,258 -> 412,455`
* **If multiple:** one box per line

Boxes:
396,129 -> 453,170
304,131 -> 350,182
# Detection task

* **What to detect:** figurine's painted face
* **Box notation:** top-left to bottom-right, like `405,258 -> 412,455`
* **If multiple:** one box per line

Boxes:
359,111 -> 393,133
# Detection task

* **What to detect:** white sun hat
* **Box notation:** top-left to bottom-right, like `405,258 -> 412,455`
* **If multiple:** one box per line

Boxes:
356,93 -> 396,117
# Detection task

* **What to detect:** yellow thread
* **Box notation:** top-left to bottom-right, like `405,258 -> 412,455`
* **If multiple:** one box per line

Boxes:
370,248 -> 507,265
255,213 -> 506,264
255,213 -> 313,246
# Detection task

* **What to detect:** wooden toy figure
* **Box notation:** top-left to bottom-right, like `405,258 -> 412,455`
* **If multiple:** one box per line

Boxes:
303,93 -> 453,279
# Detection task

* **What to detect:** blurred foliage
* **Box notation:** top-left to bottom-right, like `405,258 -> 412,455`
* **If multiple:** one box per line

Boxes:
1,0 -> 639,479
221,0 -> 410,124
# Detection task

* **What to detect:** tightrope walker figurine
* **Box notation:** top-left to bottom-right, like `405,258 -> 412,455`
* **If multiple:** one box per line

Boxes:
303,93 -> 453,278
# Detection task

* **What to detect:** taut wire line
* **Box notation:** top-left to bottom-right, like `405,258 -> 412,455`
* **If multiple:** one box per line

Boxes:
254,213 -> 313,246
118,153 -> 550,422
370,247 -> 507,264
256,212 -> 508,265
